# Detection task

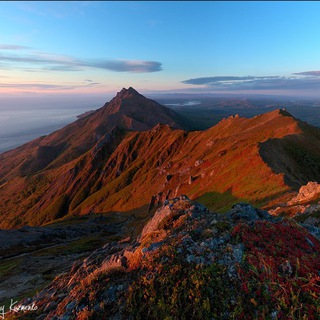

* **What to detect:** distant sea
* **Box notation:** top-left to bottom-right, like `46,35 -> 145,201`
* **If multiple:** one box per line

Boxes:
0,95 -> 107,154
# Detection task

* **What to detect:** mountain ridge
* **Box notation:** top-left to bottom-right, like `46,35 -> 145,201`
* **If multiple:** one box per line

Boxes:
0,89 -> 320,228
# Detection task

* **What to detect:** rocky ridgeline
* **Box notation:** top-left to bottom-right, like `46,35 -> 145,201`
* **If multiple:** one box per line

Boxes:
12,196 -> 320,320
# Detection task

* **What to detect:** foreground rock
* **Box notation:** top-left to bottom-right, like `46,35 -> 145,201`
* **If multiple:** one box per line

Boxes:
288,181 -> 320,205
8,196 -> 320,320
269,181 -> 320,219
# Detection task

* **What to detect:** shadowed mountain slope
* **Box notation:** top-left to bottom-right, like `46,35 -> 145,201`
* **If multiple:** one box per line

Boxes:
259,111 -> 320,189
1,88 -> 320,228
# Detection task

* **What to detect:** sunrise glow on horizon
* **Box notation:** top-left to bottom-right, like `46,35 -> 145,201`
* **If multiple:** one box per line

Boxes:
1,1 -> 320,98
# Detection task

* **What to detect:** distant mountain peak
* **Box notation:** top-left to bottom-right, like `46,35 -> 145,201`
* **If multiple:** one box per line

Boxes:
99,87 -> 191,131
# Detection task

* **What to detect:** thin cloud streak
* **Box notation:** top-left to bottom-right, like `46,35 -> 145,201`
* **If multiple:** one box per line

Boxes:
89,60 -> 162,72
43,65 -> 83,72
0,82 -> 102,91
182,76 -> 281,85
0,44 -> 32,50
293,71 -> 320,76
182,74 -> 320,91
0,83 -> 76,90
0,49 -> 163,73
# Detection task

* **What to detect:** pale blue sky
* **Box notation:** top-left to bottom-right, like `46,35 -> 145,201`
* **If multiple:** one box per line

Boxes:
1,1 -> 320,97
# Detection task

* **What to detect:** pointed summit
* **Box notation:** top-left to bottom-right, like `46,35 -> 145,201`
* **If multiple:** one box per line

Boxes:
100,87 -> 190,131
116,87 -> 142,99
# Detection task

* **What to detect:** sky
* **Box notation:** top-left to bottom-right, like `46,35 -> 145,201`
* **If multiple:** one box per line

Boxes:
1,1 -> 320,98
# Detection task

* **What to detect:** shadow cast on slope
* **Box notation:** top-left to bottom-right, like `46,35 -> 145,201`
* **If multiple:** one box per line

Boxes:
259,134 -> 320,190
195,190 -> 248,213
